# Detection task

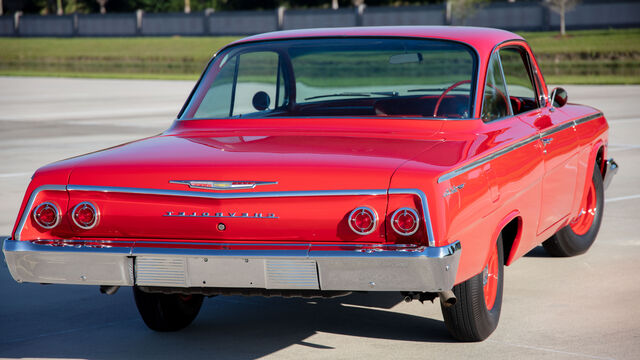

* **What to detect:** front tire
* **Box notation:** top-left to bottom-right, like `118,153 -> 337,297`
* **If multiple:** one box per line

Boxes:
543,163 -> 604,257
441,235 -> 504,342
133,287 -> 204,332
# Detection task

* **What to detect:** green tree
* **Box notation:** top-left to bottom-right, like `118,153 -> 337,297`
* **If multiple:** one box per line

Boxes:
545,0 -> 581,36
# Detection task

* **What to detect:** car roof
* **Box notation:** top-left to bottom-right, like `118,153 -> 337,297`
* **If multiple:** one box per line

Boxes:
230,26 -> 524,55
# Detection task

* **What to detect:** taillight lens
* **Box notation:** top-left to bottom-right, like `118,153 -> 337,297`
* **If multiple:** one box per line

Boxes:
348,206 -> 378,235
33,202 -> 60,229
72,202 -> 99,229
391,208 -> 420,236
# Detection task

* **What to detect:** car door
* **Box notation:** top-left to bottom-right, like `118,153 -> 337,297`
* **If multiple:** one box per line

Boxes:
479,49 -> 544,260
498,45 -> 579,234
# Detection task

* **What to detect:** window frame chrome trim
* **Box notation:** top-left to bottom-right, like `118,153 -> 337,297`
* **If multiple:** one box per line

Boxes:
437,112 -> 604,183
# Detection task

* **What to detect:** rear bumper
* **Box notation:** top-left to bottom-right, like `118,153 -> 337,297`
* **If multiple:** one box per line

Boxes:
2,238 -> 460,292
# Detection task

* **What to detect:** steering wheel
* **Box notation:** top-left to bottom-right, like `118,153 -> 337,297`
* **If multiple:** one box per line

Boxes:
432,80 -> 508,118
433,80 -> 471,118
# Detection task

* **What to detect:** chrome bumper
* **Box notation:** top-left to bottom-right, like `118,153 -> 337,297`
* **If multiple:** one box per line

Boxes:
2,238 -> 460,292
603,158 -> 618,190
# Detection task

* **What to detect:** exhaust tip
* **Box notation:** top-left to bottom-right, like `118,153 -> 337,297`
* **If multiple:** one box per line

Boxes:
438,290 -> 457,307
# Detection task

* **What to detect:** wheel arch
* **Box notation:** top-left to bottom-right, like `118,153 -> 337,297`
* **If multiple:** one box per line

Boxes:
588,140 -> 606,178
489,211 -> 522,267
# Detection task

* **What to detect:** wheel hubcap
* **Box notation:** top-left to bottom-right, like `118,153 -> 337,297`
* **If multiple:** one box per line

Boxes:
483,241 -> 499,310
570,180 -> 597,236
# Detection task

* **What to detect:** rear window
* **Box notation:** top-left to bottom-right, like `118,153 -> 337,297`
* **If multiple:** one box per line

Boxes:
182,38 -> 477,120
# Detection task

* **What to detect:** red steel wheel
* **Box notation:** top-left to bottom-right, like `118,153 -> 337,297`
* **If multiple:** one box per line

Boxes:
543,163 -> 604,257
441,235 -> 504,341
569,180 -> 597,236
483,240 -> 500,311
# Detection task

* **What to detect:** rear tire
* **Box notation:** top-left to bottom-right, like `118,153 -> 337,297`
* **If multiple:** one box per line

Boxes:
441,235 -> 504,342
543,163 -> 604,257
133,287 -> 204,332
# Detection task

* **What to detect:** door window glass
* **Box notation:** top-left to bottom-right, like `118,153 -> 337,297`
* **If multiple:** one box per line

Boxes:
482,52 -> 510,121
499,47 -> 540,114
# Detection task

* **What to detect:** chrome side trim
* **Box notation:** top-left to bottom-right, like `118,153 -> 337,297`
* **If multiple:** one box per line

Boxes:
14,185 -> 67,241
438,112 -> 604,183
68,185 -> 436,247
438,135 -> 540,183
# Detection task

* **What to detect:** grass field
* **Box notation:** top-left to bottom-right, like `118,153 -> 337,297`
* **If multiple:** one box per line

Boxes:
0,28 -> 639,84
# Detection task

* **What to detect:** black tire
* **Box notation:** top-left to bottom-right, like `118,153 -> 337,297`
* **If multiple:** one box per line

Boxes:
543,164 -> 604,257
133,287 -> 204,332
441,235 -> 504,342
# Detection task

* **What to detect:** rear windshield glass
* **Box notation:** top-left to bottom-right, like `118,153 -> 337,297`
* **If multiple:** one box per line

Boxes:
181,38 -> 477,120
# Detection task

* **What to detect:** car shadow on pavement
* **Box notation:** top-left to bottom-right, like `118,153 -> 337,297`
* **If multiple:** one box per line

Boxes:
0,290 -> 455,359
523,245 -> 551,257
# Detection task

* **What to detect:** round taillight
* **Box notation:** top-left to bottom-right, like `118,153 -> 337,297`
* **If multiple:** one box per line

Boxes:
391,208 -> 420,236
348,206 -> 378,236
33,202 -> 61,229
72,202 -> 99,229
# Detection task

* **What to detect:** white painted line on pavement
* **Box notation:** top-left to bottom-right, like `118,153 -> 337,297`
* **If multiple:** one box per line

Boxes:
0,106 -> 178,122
0,319 -> 137,345
608,144 -> 640,151
0,172 -> 31,178
487,340 -> 615,360
606,194 -> 640,203
610,117 -> 640,124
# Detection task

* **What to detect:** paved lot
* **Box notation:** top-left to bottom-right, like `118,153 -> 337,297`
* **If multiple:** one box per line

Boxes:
0,77 -> 639,359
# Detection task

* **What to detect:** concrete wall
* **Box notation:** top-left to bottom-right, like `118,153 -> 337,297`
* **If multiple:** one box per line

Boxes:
208,10 -> 277,36
363,5 -> 444,27
18,15 -> 73,36
0,16 -> 14,36
142,13 -> 204,36
283,8 -> 356,30
2,1 -> 639,38
78,14 -> 137,36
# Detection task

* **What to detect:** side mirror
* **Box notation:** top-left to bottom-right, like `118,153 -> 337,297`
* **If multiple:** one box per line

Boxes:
252,91 -> 271,111
549,87 -> 568,108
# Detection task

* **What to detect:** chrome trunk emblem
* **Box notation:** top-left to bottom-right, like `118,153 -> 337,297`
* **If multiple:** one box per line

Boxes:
169,180 -> 277,190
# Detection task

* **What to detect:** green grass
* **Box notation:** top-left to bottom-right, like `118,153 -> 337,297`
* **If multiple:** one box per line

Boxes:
519,28 -> 640,56
1,29 -> 639,84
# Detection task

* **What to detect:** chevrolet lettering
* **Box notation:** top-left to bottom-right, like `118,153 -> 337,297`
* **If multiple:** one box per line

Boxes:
2,27 -> 618,342
164,211 -> 278,219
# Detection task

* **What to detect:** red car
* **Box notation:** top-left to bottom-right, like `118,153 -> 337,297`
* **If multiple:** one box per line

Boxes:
3,27 -> 617,341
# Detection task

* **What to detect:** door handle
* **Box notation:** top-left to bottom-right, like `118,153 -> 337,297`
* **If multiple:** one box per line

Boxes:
541,137 -> 553,146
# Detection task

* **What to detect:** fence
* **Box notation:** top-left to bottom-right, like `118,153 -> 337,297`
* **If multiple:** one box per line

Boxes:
1,0 -> 639,37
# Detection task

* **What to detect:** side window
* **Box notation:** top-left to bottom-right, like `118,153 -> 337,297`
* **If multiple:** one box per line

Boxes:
499,47 -> 540,114
193,51 -> 284,119
482,52 -> 510,121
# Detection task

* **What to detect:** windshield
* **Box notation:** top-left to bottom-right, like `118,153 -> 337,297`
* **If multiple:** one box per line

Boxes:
181,38 -> 477,120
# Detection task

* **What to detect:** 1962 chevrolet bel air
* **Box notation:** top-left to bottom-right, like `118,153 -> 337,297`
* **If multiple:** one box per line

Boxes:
2,26 -> 618,341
